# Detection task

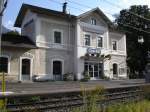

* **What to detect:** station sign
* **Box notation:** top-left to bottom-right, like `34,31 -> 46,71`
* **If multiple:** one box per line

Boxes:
87,48 -> 101,54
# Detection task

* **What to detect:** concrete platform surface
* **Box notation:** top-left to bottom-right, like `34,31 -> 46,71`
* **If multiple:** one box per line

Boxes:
0,79 -> 148,95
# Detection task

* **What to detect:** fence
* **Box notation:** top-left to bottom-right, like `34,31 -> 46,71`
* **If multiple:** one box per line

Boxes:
0,85 -> 148,112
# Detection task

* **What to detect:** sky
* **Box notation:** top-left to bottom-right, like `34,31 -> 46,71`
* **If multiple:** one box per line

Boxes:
2,0 -> 150,31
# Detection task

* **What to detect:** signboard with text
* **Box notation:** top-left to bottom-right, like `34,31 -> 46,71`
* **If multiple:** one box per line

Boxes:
87,48 -> 101,54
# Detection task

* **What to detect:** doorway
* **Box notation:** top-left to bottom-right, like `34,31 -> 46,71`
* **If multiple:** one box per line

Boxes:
21,58 -> 32,81
84,62 -> 103,80
53,60 -> 62,80
113,63 -> 118,78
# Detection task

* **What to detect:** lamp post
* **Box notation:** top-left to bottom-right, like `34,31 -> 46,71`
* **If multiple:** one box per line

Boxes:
0,0 -> 7,110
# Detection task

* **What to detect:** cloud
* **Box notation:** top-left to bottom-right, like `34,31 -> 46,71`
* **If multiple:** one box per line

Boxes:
3,20 -> 21,32
118,0 -> 150,8
4,20 -> 14,29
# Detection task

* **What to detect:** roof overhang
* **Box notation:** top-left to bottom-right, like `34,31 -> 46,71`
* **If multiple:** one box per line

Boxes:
14,4 -> 76,27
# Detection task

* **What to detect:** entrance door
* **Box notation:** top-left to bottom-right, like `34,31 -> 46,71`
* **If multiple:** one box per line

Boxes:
85,62 -> 102,80
21,59 -> 31,81
53,61 -> 62,80
113,63 -> 118,78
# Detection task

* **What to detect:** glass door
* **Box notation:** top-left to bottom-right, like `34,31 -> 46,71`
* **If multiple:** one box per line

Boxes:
84,62 -> 103,80
94,63 -> 99,78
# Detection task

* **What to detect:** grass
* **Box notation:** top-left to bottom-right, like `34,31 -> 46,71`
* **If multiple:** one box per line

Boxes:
105,100 -> 150,112
72,85 -> 150,112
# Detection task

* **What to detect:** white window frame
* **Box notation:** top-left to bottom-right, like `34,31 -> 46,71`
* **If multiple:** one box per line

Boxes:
112,40 -> 118,51
53,29 -> 63,44
97,35 -> 103,48
91,18 -> 96,25
84,32 -> 91,47
0,55 -> 10,74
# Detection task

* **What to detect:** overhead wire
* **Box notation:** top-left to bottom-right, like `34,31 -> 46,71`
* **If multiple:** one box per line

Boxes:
48,0 -> 150,34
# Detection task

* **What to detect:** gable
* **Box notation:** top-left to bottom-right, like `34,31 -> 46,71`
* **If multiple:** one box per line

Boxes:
78,8 -> 112,28
80,12 -> 108,27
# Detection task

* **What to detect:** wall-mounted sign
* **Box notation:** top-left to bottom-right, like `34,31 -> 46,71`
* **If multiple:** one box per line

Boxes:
87,48 -> 101,54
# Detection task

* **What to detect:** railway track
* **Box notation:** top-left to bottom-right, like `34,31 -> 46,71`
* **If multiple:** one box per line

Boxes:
0,85 -> 146,112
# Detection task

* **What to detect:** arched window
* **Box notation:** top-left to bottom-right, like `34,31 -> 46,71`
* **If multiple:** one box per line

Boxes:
0,57 -> 9,73
113,63 -> 118,76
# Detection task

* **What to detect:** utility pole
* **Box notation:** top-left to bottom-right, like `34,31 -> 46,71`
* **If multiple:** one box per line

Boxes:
0,0 -> 4,57
0,0 -> 7,110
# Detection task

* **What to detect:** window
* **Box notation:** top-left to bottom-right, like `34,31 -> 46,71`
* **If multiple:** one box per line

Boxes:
91,18 -> 96,25
112,41 -> 117,50
0,57 -> 8,73
54,31 -> 62,44
97,36 -> 103,47
84,34 -> 91,46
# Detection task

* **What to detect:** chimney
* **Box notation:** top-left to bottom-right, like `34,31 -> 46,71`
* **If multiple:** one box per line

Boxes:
63,2 -> 67,14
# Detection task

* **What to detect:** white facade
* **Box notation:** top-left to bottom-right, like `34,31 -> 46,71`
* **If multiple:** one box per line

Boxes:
21,6 -> 127,80
74,11 -> 127,80
1,4 -> 127,81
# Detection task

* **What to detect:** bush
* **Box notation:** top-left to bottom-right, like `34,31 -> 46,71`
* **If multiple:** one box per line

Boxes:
81,71 -> 90,82
63,73 -> 74,81
101,74 -> 110,80
141,85 -> 150,100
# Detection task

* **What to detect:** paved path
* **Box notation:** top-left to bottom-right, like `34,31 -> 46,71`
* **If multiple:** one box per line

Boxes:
0,79 -> 148,95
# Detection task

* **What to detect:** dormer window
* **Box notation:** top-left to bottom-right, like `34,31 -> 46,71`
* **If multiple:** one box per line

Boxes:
91,18 -> 96,25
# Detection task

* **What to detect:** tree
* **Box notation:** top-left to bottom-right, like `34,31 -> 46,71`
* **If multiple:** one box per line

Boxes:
115,5 -> 150,78
5,30 -> 20,35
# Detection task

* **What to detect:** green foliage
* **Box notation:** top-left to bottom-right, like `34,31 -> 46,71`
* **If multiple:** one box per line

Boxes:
105,100 -> 150,112
72,85 -> 150,112
63,72 -> 74,81
141,85 -> 150,100
72,86 -> 104,112
116,5 -> 150,78
101,75 -> 110,80
30,96 -> 40,102
0,109 -> 7,112
5,30 -> 20,35
81,71 -> 90,82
